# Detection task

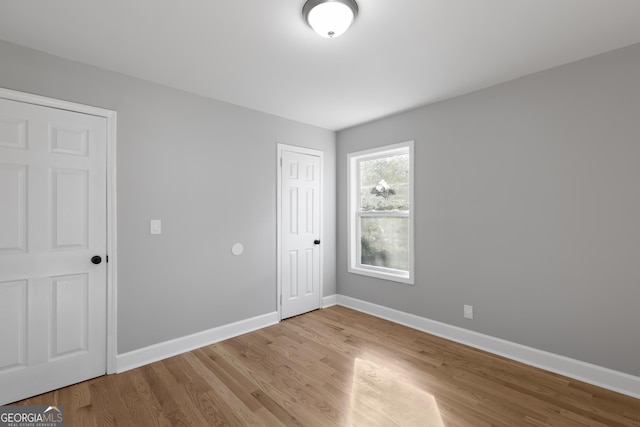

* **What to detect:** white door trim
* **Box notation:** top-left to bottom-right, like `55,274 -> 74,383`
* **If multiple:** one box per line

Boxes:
0,87 -> 118,375
276,143 -> 324,320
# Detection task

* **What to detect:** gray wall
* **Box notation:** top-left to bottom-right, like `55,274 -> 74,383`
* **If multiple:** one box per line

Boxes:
0,40 -> 336,354
337,43 -> 640,377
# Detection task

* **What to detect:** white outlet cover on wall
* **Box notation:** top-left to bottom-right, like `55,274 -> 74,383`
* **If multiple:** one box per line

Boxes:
464,304 -> 473,319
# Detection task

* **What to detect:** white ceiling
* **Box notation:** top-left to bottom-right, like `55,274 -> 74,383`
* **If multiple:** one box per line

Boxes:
1,1 -> 640,130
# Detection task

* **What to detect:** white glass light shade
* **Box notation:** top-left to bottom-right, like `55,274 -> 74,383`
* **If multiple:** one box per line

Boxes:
303,0 -> 358,38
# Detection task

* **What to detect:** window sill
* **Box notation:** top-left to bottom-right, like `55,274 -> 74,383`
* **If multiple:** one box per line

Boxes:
348,266 -> 414,285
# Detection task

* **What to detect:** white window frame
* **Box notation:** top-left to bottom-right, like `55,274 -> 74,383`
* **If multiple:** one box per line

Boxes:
348,140 -> 414,285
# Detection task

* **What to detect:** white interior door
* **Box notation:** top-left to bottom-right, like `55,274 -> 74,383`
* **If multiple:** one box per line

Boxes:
0,98 -> 107,405
280,149 -> 322,319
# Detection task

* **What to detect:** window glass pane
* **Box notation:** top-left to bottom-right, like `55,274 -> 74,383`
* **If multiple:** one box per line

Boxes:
359,154 -> 409,211
360,216 -> 408,270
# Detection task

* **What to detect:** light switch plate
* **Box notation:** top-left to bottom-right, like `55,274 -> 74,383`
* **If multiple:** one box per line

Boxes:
150,220 -> 162,235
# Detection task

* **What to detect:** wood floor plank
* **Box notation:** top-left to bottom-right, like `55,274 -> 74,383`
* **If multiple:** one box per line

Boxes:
163,353 -> 236,426
183,350 -> 278,426
138,363 -> 204,427
220,337 -> 347,426
250,389 -> 304,427
11,306 -> 640,426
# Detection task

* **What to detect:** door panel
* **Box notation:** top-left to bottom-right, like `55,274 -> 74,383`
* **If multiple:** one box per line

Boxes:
0,280 -> 27,371
0,164 -> 27,253
0,97 -> 107,405
51,273 -> 89,358
51,168 -> 89,249
281,150 -> 321,319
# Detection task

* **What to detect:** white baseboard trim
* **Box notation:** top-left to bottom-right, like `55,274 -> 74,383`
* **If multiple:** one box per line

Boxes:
116,311 -> 279,373
323,294 -> 338,308
336,295 -> 640,399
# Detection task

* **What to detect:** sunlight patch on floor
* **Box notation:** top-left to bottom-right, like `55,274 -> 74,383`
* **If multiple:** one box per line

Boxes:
347,357 -> 444,427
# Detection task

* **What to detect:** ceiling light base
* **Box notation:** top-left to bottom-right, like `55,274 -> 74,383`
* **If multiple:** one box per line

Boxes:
303,0 -> 359,38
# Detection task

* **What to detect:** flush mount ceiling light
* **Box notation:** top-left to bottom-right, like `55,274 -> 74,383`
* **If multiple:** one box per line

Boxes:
303,0 -> 359,38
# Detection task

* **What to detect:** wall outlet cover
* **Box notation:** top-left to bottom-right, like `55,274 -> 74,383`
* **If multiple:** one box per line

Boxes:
464,304 -> 473,319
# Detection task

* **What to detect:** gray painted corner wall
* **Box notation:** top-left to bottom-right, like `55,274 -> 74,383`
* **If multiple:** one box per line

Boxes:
337,43 -> 640,377
3,35 -> 638,377
0,40 -> 336,354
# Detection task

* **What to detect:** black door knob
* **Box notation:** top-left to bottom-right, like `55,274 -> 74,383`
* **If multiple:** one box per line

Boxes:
314,240 -> 321,245
91,255 -> 102,265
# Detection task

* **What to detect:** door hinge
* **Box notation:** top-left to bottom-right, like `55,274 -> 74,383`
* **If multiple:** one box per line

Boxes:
280,294 -> 282,306
280,157 -> 282,167
106,255 -> 109,263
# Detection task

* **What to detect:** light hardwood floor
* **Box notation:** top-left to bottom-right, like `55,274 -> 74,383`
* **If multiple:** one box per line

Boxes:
15,306 -> 640,426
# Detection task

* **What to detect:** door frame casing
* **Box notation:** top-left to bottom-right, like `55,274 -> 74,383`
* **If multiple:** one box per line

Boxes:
276,143 -> 324,321
0,87 -> 118,374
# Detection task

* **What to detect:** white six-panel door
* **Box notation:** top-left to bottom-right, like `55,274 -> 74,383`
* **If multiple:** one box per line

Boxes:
0,98 -> 107,404
280,149 -> 321,319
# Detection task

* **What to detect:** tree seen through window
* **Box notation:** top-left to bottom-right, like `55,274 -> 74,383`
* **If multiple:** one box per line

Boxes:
359,154 -> 409,270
